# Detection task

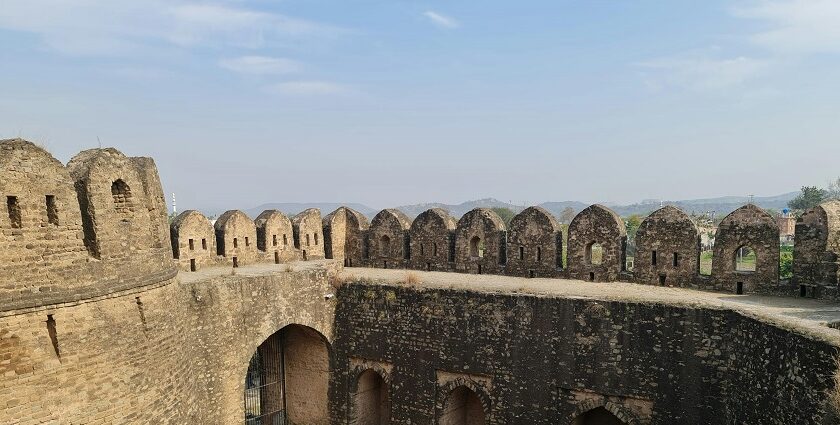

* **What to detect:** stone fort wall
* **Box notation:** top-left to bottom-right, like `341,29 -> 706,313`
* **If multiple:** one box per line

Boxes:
331,283 -> 840,424
2,139 -> 840,424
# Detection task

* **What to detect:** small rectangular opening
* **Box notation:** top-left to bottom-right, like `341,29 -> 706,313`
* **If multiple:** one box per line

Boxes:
651,250 -> 657,266
427,262 -> 431,271
46,314 -> 60,359
536,247 -> 542,262
736,282 -> 744,295
232,257 -> 239,268
673,252 -> 680,267
233,238 -> 238,248
383,260 -> 388,269
433,243 -> 438,257
202,239 -> 207,250
245,237 -> 250,247
477,264 -> 482,275
589,272 -> 595,281
274,251 -> 280,264
800,284 -> 807,297
659,274 -> 666,286
7,196 -> 21,229
190,259 -> 197,272
188,239 -> 195,251
420,244 -> 425,256
283,234 -> 288,246
272,235 -> 278,246
529,270 -> 536,278
302,250 -> 307,260
314,233 -> 319,245
46,195 -> 59,225
519,246 -> 524,260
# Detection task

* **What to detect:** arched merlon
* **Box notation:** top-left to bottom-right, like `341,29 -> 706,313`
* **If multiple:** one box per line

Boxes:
712,204 -> 779,293
323,206 -> 369,265
634,205 -> 700,287
567,204 -> 627,282
794,200 -> 840,288
409,208 -> 456,271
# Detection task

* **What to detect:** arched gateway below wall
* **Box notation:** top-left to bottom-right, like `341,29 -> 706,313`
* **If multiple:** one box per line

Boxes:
244,324 -> 331,425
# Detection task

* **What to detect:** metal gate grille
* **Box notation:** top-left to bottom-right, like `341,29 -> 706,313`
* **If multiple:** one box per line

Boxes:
244,333 -> 286,425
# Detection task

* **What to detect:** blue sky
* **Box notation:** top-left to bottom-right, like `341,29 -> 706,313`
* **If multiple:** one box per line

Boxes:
2,1 -> 840,212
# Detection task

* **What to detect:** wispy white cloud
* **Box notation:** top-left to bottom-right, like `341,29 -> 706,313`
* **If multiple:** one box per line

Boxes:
423,11 -> 459,29
0,1 -> 342,55
733,0 -> 840,54
264,81 -> 354,96
219,56 -> 302,75
638,53 -> 770,91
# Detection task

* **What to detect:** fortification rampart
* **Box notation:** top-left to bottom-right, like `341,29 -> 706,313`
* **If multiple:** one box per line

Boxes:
2,140 -> 840,424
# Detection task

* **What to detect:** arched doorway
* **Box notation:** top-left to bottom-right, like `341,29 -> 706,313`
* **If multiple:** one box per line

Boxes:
571,407 -> 626,425
244,324 -> 330,425
353,369 -> 390,425
439,385 -> 486,425
469,236 -> 484,258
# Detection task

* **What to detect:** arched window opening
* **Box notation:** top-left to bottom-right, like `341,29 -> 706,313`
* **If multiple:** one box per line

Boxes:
735,246 -> 757,272
586,242 -> 603,266
571,406 -> 626,425
380,234 -> 391,257
354,369 -> 391,425
469,236 -> 484,258
244,325 -> 330,425
111,179 -> 132,218
439,385 -> 486,425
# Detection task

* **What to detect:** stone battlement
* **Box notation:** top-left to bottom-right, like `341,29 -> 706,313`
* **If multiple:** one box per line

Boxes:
3,139 -> 840,312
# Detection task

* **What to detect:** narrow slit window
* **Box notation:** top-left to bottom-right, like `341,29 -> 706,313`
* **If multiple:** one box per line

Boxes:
651,250 -> 657,266
202,239 -> 207,250
673,252 -> 680,267
519,246 -> 524,260
189,239 -> 195,250
272,234 -> 278,246
536,246 -> 542,262
233,238 -> 238,248
283,234 -> 288,246
245,237 -> 250,247
7,196 -> 21,228
46,195 -> 59,225
314,233 -> 319,245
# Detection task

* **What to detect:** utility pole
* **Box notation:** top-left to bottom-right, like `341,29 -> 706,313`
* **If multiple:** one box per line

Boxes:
172,193 -> 177,214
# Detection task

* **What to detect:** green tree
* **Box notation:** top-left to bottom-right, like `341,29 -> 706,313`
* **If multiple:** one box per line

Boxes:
780,245 -> 793,279
491,207 -> 515,227
788,186 -> 826,211
624,214 -> 643,258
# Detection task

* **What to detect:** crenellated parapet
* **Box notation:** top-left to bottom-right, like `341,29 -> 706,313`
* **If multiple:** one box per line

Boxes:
323,206 -> 369,267
793,200 -> 840,297
711,204 -> 780,293
0,139 -> 175,311
566,204 -> 627,282
6,139 -> 840,306
365,209 -> 411,269
408,208 -> 456,271
506,206 -> 563,278
292,208 -> 325,260
634,205 -> 700,287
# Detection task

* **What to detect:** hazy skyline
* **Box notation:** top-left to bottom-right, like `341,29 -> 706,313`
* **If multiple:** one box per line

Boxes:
2,1 -> 840,212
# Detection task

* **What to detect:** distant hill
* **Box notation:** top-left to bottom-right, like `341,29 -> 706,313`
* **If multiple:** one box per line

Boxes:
395,198 -> 525,219
239,191 -> 800,222
243,202 -> 377,219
